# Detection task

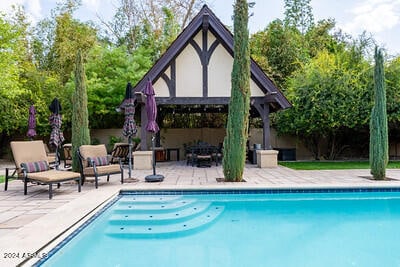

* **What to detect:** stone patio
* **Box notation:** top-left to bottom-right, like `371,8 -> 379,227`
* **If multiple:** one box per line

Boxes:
1,160 -> 400,266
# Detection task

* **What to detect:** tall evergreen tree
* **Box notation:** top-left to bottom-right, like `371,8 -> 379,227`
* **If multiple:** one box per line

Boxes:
370,47 -> 388,180
71,50 -> 90,172
223,0 -> 251,182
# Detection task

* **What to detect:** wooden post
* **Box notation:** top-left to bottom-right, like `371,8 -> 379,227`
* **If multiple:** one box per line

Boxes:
140,104 -> 147,150
263,104 -> 271,150
253,100 -> 272,150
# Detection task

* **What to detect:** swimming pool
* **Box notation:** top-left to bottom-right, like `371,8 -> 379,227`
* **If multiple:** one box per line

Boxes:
36,189 -> 400,267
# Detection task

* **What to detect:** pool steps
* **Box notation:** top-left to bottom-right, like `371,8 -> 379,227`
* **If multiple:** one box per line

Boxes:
109,202 -> 213,224
105,196 -> 224,238
113,198 -> 198,214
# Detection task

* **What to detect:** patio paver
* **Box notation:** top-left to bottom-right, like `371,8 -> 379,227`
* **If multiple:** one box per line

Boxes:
1,160 -> 400,266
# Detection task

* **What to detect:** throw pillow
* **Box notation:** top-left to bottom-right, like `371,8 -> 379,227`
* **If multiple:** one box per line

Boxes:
21,161 -> 49,173
87,156 -> 109,167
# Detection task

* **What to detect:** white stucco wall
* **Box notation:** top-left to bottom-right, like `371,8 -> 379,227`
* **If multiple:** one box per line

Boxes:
153,30 -> 266,98
250,79 -> 265,97
208,44 -> 232,97
153,67 -> 171,97
175,43 -> 202,97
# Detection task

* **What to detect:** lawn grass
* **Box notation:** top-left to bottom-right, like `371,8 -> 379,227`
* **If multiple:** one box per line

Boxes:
279,161 -> 400,170
0,175 -> 4,183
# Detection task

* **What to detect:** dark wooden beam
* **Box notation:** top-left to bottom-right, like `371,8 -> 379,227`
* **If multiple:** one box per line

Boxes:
171,60 -> 176,97
160,106 -> 228,114
202,24 -> 208,97
140,104 -> 148,150
160,60 -> 177,97
156,97 -> 231,105
156,96 -> 272,106
207,39 -> 220,65
253,100 -> 272,150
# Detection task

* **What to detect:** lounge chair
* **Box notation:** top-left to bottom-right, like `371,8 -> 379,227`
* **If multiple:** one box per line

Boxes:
78,144 -> 124,188
6,140 -> 81,199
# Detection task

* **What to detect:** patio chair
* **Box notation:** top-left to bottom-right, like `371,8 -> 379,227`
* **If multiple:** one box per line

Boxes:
62,143 -> 72,168
195,145 -> 213,167
110,142 -> 141,164
110,143 -> 130,164
185,145 -> 195,166
78,144 -> 124,188
6,140 -> 81,199
212,143 -> 223,166
44,143 -> 59,167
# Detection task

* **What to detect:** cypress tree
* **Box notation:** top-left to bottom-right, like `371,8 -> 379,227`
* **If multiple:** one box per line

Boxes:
71,50 -> 91,172
370,47 -> 388,180
223,0 -> 251,182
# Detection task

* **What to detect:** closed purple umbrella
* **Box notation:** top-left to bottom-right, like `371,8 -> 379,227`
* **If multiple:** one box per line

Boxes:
120,82 -> 137,179
143,79 -> 164,182
49,98 -> 65,168
144,80 -> 159,133
49,113 -> 65,147
27,105 -> 37,140
122,99 -> 137,136
122,83 -> 137,138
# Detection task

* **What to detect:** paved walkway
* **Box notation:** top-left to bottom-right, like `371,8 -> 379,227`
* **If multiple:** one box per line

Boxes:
1,160 -> 400,266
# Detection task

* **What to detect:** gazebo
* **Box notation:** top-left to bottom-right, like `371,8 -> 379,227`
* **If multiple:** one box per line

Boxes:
132,5 -> 291,153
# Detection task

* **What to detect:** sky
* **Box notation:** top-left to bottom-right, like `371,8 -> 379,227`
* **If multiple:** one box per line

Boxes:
0,0 -> 399,55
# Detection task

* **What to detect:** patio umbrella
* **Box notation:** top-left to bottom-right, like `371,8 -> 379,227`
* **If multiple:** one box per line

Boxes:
49,98 -> 65,168
27,105 -> 37,140
121,82 -> 137,179
143,79 -> 164,182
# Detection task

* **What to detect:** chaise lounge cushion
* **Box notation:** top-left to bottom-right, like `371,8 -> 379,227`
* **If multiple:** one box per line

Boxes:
26,169 -> 81,182
82,164 -> 122,176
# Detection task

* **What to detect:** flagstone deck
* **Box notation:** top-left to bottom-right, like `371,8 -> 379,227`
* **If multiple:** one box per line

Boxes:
1,160 -> 400,266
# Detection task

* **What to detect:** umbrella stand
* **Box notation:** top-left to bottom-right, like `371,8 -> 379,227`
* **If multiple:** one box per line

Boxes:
128,136 -> 132,178
55,146 -> 60,170
124,136 -> 139,183
145,135 -> 164,182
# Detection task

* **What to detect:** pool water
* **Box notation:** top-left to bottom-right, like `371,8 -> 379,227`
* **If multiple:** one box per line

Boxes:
38,191 -> 400,267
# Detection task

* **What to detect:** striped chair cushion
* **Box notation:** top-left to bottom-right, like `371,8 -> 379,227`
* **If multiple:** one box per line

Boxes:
87,156 -> 109,167
21,161 -> 49,173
